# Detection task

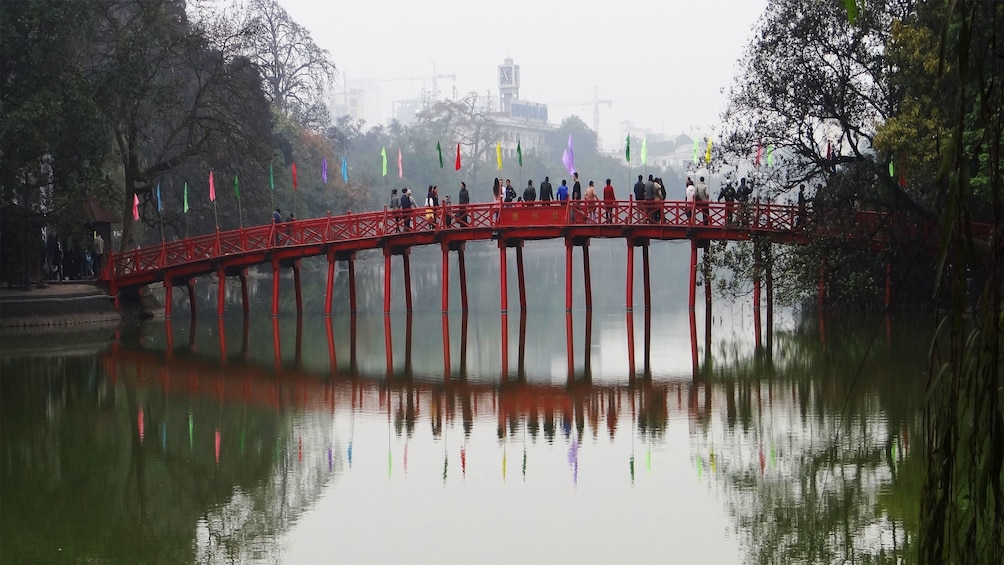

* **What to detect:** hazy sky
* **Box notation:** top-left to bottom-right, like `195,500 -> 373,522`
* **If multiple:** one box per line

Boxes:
278,0 -> 768,151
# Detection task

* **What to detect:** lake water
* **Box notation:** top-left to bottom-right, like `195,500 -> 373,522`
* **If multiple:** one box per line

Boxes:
1,239 -> 923,564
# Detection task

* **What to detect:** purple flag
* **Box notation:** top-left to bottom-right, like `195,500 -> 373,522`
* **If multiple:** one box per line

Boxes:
563,134 -> 576,175
322,158 -> 328,184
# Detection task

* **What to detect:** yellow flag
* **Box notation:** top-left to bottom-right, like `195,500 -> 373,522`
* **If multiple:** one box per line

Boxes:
705,137 -> 713,163
496,141 -> 502,171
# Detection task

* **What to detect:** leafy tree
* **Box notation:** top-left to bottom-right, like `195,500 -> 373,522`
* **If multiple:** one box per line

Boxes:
0,0 -> 113,283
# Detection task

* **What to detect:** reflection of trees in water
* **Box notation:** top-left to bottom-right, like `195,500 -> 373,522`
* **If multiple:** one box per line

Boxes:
0,354 -> 337,564
195,411 -> 338,564
704,326 -> 925,564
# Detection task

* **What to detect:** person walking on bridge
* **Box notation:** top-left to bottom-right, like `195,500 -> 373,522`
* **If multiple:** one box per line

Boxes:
457,181 -> 470,226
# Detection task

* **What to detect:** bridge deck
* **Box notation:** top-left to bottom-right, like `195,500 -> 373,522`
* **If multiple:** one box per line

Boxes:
104,199 -> 938,291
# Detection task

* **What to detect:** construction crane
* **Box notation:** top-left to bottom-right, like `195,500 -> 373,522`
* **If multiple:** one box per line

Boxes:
551,86 -> 613,142
343,61 -> 457,105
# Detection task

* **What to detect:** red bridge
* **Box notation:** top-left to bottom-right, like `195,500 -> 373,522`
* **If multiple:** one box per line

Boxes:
101,199 -> 948,318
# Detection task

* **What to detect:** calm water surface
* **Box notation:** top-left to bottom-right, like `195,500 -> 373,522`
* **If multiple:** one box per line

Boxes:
2,240 -> 924,564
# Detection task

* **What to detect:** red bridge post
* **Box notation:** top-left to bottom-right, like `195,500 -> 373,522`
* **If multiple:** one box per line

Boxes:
383,249 -> 392,316
324,257 -> 336,316
403,250 -> 413,313
293,259 -> 303,315
164,281 -> 173,319
239,270 -> 249,315
753,250 -> 762,350
271,258 -> 280,318
565,238 -> 573,312
348,254 -> 357,314
582,242 -> 592,311
187,279 -> 196,316
516,243 -> 526,312
458,245 -> 468,312
626,241 -> 635,312
441,243 -> 450,315
499,240 -> 509,314
642,243 -> 651,311
217,267 -> 226,317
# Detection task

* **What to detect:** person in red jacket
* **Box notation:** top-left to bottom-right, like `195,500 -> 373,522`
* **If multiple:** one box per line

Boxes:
602,179 -> 616,223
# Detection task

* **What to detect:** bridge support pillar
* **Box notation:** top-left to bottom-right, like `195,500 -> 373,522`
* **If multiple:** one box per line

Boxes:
458,247 -> 468,312
516,243 -> 526,312
240,271 -> 249,315
441,244 -> 450,315
217,267 -> 226,317
499,240 -> 508,314
164,282 -> 173,319
403,251 -> 413,313
642,244 -> 651,311
324,258 -> 336,316
688,239 -> 698,312
348,255 -> 357,314
293,259 -> 303,315
271,259 -> 280,318
582,243 -> 592,311
565,239 -> 573,312
753,250 -> 762,350
187,279 -> 197,316
765,244 -> 773,353
383,249 -> 392,315
626,242 -> 634,312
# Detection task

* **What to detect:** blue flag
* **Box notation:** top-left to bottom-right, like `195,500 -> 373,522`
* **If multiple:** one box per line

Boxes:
156,182 -> 162,211
341,157 -> 348,183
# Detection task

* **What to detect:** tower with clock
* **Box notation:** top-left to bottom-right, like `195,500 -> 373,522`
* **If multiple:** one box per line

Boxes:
498,57 -> 520,113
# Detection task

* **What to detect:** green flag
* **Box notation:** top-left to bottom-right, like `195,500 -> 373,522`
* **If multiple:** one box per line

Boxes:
641,137 -> 648,165
436,141 -> 443,168
625,134 -> 630,162
234,174 -> 240,199
183,182 -> 189,213
381,147 -> 387,176
889,160 -> 894,176
767,145 -> 775,167
269,164 -> 274,190
693,138 -> 699,163
517,140 -> 522,166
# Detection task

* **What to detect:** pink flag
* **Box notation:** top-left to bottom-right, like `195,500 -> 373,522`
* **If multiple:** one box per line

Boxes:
398,148 -> 403,178
132,193 -> 140,220
209,171 -> 216,202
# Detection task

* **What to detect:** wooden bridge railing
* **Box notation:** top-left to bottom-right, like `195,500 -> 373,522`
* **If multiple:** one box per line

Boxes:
102,198 -> 971,285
